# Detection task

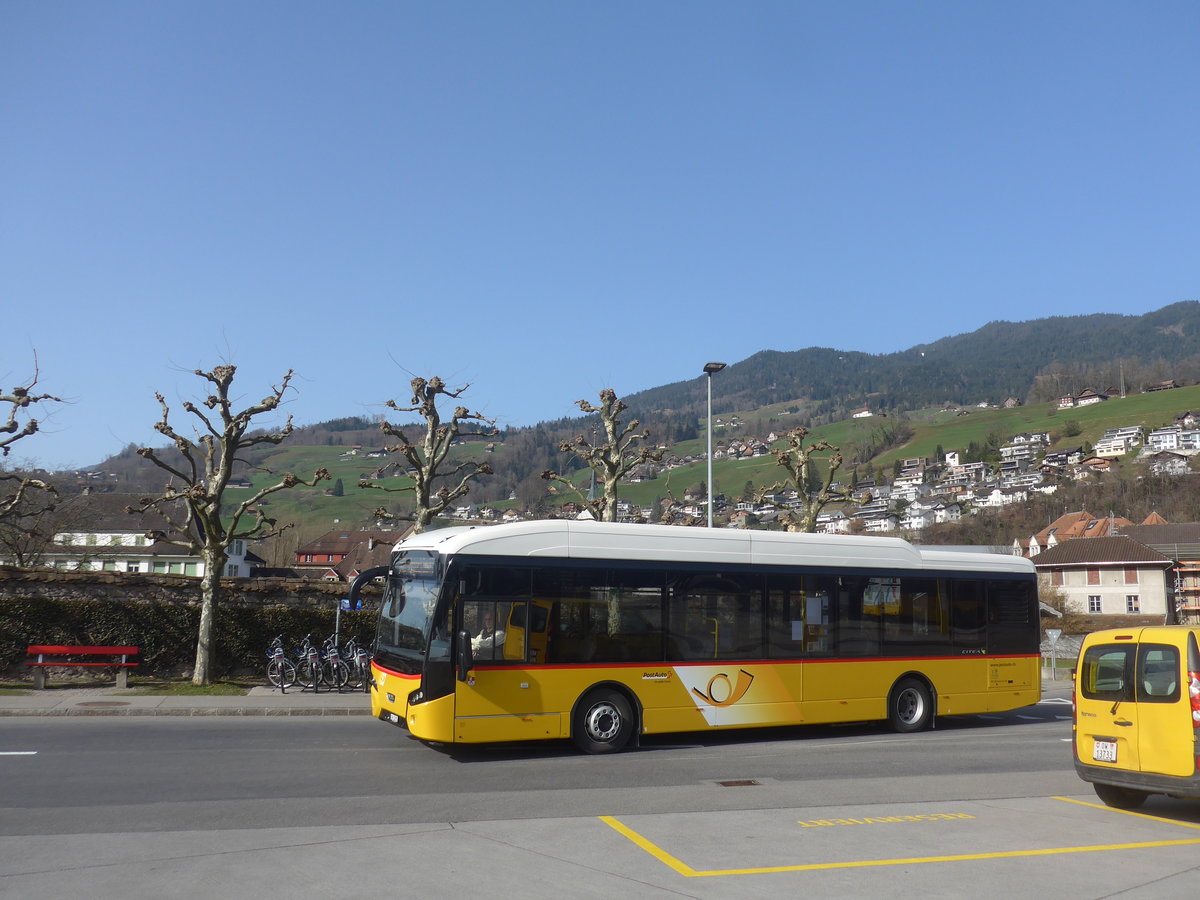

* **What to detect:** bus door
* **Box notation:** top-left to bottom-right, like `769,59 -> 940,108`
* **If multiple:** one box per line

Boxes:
452,567 -> 559,743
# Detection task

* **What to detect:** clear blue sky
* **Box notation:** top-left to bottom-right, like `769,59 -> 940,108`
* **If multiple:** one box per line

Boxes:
4,2 -> 1197,471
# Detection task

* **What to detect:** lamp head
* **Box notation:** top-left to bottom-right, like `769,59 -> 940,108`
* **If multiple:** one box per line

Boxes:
703,362 -> 727,375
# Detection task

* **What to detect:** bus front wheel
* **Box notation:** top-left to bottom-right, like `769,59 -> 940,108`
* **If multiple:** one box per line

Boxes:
572,688 -> 634,754
888,678 -> 933,733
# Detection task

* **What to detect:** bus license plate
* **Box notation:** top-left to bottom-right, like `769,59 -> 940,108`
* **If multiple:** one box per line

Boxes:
1093,740 -> 1118,763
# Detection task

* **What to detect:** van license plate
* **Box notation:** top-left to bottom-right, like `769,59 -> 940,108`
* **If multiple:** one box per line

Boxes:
1093,740 -> 1118,763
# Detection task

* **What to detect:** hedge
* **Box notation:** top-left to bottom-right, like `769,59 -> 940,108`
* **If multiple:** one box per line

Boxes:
0,598 -> 377,679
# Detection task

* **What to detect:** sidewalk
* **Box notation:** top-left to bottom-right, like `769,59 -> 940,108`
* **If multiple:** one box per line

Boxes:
0,682 -> 373,717
0,679 -> 1071,717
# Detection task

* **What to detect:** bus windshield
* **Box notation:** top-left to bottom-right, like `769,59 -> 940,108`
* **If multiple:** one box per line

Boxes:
374,550 -> 442,674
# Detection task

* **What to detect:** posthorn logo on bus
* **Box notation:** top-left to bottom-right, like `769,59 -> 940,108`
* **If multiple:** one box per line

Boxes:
690,669 -> 755,708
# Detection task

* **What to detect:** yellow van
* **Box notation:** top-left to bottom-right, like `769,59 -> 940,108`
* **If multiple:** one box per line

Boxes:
1074,626 -> 1200,808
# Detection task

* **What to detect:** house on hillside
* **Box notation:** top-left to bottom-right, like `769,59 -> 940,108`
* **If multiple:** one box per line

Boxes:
815,510 -> 852,534
1144,451 -> 1192,477
1075,456 -> 1114,475
1146,425 -> 1200,452
1043,448 -> 1085,468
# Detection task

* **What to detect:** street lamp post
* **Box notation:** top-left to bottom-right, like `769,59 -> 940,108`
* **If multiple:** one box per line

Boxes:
703,362 -> 726,527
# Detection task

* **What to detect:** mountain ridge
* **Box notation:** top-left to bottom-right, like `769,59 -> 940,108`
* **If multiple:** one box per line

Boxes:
620,300 -> 1200,426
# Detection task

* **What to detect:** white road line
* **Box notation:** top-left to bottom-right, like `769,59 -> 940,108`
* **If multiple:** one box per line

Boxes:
0,751 -> 37,756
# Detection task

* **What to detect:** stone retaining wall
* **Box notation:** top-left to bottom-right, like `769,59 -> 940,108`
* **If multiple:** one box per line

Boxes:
0,566 -> 370,609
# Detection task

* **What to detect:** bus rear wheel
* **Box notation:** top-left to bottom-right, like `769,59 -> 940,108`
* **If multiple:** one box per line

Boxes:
1093,783 -> 1148,809
572,688 -> 634,754
888,677 -> 933,733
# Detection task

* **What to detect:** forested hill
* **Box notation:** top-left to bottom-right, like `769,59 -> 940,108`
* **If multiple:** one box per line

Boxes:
621,301 -> 1200,427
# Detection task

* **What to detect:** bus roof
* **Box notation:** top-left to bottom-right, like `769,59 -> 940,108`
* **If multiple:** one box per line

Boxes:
392,520 -> 1034,576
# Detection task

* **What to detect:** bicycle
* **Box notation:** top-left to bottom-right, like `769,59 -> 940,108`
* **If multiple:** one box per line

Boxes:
343,636 -> 373,693
265,635 -> 297,691
295,633 -> 324,692
321,634 -> 351,692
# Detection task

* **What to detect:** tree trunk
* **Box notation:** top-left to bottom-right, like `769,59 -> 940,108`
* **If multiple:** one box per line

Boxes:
192,545 -> 228,685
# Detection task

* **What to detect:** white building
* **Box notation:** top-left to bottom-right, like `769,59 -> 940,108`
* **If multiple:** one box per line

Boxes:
42,493 -> 255,577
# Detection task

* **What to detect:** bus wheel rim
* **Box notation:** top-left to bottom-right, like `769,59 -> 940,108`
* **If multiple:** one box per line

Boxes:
898,688 -> 923,723
585,702 -> 621,741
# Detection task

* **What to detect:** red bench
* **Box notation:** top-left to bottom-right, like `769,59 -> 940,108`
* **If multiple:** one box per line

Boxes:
26,645 -> 140,689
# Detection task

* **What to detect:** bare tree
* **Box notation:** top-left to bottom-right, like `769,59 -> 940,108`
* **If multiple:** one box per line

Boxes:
359,377 -> 498,534
542,389 -> 665,522
756,426 -> 850,533
0,360 -> 63,557
130,366 -> 329,684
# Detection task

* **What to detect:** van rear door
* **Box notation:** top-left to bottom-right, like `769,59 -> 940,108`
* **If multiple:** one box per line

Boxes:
1076,636 -> 1140,772
1132,640 -> 1192,777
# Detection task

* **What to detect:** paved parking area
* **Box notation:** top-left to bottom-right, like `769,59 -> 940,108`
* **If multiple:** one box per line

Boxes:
595,795 -> 1200,880
7,794 -> 1200,898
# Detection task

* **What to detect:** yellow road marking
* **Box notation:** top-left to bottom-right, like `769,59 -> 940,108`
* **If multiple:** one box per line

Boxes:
599,800 -> 1200,878
1052,795 -> 1200,829
599,815 -> 699,876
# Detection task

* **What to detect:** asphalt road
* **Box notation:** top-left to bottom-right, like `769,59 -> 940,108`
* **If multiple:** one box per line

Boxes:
2,699 -> 1078,832
5,697 -> 1200,898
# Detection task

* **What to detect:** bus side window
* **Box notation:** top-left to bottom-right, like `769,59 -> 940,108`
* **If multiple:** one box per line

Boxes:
668,574 -> 763,661
951,579 -> 986,650
767,574 -> 833,658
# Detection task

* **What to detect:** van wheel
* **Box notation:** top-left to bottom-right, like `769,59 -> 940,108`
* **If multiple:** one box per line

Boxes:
1093,783 -> 1149,809
888,678 -> 933,733
572,688 -> 634,754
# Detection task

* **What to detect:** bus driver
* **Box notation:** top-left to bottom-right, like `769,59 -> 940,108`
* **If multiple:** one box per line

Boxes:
471,609 -> 506,658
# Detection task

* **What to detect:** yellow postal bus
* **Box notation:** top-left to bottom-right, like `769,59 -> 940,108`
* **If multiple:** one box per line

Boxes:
362,520 -> 1040,753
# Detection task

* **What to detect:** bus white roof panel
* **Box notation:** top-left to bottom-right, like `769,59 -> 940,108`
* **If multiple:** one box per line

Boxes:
394,521 -> 1034,575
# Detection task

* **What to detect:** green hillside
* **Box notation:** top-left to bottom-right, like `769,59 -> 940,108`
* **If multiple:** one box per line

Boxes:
235,384 -> 1200,535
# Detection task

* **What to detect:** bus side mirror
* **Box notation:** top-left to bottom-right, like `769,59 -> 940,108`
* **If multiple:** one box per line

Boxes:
347,566 -> 390,611
456,630 -> 473,682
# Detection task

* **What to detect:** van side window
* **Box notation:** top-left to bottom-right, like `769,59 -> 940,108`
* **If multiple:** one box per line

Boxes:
1079,645 -> 1133,701
1136,644 -> 1180,703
